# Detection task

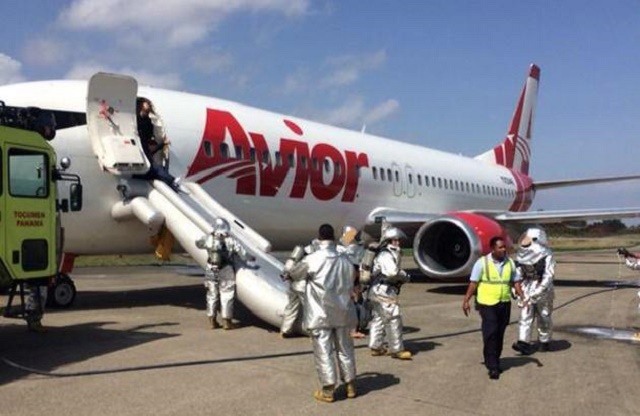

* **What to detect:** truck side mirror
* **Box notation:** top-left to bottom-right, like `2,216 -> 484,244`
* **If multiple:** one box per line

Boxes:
70,183 -> 83,212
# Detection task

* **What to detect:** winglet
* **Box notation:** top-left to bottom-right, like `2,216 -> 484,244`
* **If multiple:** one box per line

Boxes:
475,64 -> 540,176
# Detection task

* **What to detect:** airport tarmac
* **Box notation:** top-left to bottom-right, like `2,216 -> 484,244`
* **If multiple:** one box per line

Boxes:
1,250 -> 639,416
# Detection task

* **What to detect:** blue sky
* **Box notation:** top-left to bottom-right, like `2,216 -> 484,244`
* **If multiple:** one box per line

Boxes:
1,0 -> 639,216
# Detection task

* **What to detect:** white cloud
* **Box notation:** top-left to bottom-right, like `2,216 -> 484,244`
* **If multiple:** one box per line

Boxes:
0,54 -> 25,85
364,99 -> 400,125
320,49 -> 386,88
280,49 -> 388,94
65,62 -> 182,89
281,70 -> 309,94
191,51 -> 234,74
313,95 -> 399,128
58,0 -> 310,47
323,96 -> 366,126
22,38 -> 67,66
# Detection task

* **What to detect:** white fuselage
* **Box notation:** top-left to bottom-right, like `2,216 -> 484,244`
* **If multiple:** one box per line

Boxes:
0,80 -> 528,255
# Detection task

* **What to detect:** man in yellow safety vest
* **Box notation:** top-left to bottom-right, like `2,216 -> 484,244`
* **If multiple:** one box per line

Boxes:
462,235 -> 525,380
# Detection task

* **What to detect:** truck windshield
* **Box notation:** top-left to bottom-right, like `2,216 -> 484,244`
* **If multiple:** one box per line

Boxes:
9,149 -> 49,198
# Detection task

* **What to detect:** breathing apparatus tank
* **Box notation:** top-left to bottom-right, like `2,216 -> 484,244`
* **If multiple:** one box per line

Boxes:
359,243 -> 379,285
208,234 -> 226,269
281,245 -> 305,280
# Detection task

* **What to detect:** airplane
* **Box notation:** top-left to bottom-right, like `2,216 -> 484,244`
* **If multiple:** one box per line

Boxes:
1,64 -> 640,329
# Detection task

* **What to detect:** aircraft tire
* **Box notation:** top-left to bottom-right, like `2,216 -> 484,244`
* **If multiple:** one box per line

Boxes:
47,274 -> 76,308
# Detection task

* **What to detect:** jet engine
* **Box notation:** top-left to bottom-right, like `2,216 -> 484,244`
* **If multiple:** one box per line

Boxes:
412,212 -> 509,279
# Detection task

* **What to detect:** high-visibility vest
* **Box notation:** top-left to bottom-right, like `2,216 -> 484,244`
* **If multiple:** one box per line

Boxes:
476,255 -> 513,306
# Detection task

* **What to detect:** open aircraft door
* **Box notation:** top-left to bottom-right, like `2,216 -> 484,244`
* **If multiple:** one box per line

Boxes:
87,73 -> 150,176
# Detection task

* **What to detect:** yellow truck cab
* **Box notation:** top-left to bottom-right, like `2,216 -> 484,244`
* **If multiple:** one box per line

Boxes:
0,104 -> 81,321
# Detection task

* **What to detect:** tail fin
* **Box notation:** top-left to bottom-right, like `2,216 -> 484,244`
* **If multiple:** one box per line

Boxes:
475,64 -> 540,175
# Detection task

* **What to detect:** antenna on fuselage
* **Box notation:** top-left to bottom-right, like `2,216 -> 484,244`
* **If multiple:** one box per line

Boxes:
361,124 -> 367,134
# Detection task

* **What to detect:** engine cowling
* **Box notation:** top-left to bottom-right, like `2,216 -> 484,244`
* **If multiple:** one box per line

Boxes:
412,212 -> 510,279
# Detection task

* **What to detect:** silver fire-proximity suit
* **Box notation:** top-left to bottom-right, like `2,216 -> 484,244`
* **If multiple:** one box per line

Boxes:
337,227 -> 367,333
293,240 -> 356,389
515,227 -> 555,348
196,219 -> 249,323
368,227 -> 411,356
280,240 -> 319,335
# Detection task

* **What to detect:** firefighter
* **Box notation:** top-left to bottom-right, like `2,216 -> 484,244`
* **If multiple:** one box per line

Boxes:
338,225 -> 367,338
512,227 -> 556,354
279,241 -> 318,338
290,224 -> 357,402
367,226 -> 412,360
196,218 -> 251,330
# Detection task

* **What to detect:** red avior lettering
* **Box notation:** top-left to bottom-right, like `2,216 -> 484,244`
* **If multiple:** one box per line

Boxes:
286,139 -> 311,199
250,133 -> 288,197
188,109 -> 255,195
342,151 -> 369,202
310,144 -> 346,201
187,108 -> 369,202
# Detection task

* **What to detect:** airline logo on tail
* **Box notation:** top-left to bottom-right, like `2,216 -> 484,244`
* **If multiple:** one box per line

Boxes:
187,109 -> 369,202
477,64 -> 540,176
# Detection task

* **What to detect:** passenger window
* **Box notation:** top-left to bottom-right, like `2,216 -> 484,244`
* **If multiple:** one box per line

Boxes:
262,150 -> 271,164
287,154 -> 295,168
372,166 -> 378,180
249,148 -> 256,163
235,145 -> 243,159
387,169 -> 392,181
203,141 -> 213,157
417,175 -> 422,186
395,170 -> 399,182
408,174 -> 413,184
220,143 -> 229,159
301,156 -> 307,169
381,168 -> 386,181
275,151 -> 282,167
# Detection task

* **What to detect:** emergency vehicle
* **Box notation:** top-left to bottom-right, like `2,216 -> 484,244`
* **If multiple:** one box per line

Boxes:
0,102 -> 82,320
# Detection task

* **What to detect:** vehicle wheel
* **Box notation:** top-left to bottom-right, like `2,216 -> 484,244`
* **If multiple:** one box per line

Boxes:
47,274 -> 76,308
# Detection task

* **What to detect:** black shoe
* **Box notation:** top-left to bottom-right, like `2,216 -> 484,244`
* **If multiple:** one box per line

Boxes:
512,341 -> 536,355
539,342 -> 550,352
488,369 -> 500,380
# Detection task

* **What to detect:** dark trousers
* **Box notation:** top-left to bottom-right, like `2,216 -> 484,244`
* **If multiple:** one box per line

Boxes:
478,301 -> 511,371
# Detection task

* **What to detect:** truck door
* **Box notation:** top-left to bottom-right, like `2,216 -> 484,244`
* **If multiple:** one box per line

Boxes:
87,72 -> 150,176
3,142 -> 57,280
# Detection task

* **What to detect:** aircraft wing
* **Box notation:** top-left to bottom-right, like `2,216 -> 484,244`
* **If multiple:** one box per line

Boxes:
365,207 -> 437,227
533,174 -> 640,190
366,205 -> 640,228
484,207 -> 640,224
